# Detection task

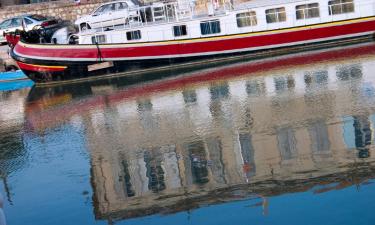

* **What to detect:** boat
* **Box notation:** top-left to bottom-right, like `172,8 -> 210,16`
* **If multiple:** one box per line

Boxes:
0,70 -> 28,82
9,0 -> 375,84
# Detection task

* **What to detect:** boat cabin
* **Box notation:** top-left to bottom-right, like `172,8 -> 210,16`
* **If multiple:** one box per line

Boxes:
74,0 -> 368,45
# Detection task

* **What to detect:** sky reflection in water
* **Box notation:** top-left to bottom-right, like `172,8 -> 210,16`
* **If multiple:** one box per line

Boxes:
1,43 -> 375,225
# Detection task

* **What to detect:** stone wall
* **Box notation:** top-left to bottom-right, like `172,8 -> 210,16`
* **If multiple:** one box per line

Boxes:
0,0 -> 111,22
0,0 -> 249,23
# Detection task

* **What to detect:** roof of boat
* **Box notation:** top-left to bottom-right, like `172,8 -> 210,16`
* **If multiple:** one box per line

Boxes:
235,0 -> 314,10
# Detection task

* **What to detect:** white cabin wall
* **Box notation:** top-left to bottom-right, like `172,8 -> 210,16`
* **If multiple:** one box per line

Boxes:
284,4 -> 296,28
189,21 -> 203,38
78,0 -> 375,45
222,13 -> 236,35
356,0 -> 375,17
319,0 -> 330,23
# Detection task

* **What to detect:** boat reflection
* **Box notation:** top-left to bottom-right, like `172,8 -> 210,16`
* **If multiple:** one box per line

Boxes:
23,43 -> 375,222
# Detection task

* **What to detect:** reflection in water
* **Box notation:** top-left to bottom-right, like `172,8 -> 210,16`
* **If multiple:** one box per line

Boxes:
304,70 -> 328,87
120,156 -> 136,197
353,115 -> 372,158
277,127 -> 298,161
274,76 -> 295,93
185,141 -> 209,185
4,43 -> 375,224
246,79 -> 266,97
238,133 -> 256,181
144,150 -> 166,193
308,120 -> 331,154
336,64 -> 363,81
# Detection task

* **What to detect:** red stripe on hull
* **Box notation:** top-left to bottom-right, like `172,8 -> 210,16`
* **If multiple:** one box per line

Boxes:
14,18 -> 375,60
17,61 -> 67,72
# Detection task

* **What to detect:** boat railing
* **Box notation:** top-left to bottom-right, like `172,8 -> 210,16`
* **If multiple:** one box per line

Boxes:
81,0 -> 236,34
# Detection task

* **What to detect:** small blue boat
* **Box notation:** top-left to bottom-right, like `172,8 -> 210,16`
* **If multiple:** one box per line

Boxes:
0,70 -> 34,91
0,70 -> 28,82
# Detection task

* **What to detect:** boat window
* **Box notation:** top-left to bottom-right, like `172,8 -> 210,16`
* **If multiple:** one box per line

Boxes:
173,25 -> 187,37
236,11 -> 257,27
200,20 -> 221,35
296,3 -> 320,19
265,7 -> 286,23
91,34 -> 106,44
126,30 -> 141,40
328,0 -> 354,15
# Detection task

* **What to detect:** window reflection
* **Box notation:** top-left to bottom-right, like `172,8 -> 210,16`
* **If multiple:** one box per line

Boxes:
353,115 -> 371,158
246,79 -> 266,97
239,133 -> 256,179
304,70 -> 328,88
274,76 -> 295,93
210,83 -> 229,101
206,137 -> 226,184
144,149 -> 166,192
121,158 -> 135,197
336,64 -> 362,81
277,127 -> 298,160
308,120 -> 331,154
182,89 -> 197,104
137,99 -> 159,131
184,141 -> 209,184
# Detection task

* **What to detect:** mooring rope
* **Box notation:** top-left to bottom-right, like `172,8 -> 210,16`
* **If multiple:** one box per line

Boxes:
95,39 -> 103,62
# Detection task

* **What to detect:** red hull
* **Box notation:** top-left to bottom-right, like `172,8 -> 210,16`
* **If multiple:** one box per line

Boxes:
13,17 -> 375,61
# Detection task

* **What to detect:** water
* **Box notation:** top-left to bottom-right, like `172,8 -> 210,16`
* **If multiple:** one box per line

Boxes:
1,43 -> 375,225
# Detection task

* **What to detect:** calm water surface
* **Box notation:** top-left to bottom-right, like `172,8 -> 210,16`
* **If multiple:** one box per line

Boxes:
1,43 -> 375,225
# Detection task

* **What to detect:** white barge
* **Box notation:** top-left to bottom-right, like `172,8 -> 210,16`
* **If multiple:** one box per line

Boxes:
10,0 -> 375,84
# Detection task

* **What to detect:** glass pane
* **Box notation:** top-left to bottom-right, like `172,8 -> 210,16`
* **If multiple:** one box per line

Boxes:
296,5 -> 305,20
266,13 -> 277,23
210,21 -> 220,33
278,11 -> 286,21
236,12 -> 257,27
200,22 -> 210,35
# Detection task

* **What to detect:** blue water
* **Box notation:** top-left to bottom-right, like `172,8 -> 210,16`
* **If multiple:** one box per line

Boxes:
123,186 -> 375,225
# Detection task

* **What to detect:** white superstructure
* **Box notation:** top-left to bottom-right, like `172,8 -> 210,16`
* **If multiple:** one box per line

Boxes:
75,0 -> 375,44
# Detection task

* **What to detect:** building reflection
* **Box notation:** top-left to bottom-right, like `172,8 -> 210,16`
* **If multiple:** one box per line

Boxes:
84,59 -> 375,221
353,115 -> 372,158
336,64 -> 363,81
22,43 -> 375,222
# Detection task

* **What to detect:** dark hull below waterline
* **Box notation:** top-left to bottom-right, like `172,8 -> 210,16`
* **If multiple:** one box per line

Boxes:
12,35 -> 375,85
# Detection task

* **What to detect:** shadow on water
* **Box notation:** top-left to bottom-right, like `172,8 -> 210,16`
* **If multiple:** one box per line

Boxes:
4,42 -> 375,224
